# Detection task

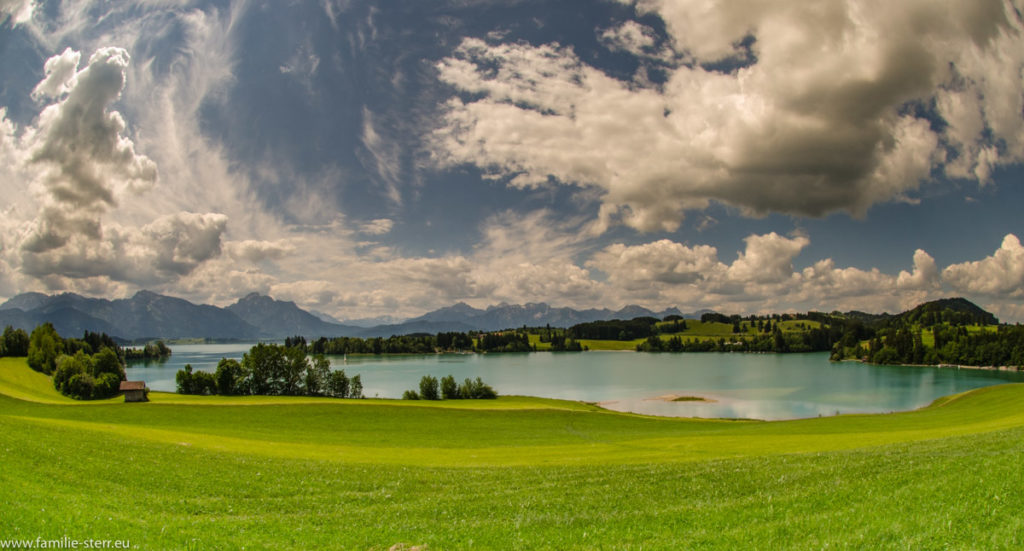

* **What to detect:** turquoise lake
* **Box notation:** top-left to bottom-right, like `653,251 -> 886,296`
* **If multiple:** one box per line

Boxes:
126,344 -> 1024,420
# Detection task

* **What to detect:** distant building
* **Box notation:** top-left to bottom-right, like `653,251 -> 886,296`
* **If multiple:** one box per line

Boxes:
119,381 -> 149,403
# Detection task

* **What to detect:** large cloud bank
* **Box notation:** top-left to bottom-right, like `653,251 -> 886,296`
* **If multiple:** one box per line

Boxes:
0,47 -> 229,292
432,0 -> 1024,231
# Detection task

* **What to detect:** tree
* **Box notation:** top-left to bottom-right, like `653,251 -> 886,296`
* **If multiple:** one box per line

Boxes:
176,364 -> 196,394
305,354 -> 331,396
441,375 -> 458,399
1,326 -> 29,357
215,358 -> 245,395
53,351 -> 94,397
242,343 -> 286,395
281,346 -> 308,396
28,323 -> 62,374
92,347 -> 125,380
349,374 -> 363,398
328,369 -> 350,398
402,389 -> 420,400
419,375 -> 440,400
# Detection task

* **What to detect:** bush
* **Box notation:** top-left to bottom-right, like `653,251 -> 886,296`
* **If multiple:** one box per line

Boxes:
458,377 -> 498,399
65,372 -> 96,400
93,372 -> 121,399
402,389 -> 420,400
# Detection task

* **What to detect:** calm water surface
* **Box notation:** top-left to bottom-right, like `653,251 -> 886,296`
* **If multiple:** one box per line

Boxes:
127,344 -> 1024,420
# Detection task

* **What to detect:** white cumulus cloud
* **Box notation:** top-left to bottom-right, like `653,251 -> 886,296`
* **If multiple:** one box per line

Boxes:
943,234 -> 1024,297
726,232 -> 809,285
897,249 -> 940,290
432,1 -> 1024,232
0,46 -> 230,291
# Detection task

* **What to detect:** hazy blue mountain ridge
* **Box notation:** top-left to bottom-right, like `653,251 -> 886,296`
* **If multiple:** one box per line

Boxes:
0,290 -> 733,340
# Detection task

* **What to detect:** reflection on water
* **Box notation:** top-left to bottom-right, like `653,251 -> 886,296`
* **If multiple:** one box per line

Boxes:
126,347 -> 1024,420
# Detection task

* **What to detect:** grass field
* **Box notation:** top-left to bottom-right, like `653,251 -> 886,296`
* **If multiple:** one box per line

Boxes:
2,357 -> 1024,549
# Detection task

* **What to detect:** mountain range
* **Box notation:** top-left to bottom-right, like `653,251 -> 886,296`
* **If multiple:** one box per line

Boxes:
0,291 -> 699,341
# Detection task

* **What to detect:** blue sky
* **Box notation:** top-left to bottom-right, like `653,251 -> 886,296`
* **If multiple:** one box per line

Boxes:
0,0 -> 1022,321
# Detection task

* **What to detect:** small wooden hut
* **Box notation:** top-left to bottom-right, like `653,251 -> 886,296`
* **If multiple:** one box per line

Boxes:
119,381 -> 149,402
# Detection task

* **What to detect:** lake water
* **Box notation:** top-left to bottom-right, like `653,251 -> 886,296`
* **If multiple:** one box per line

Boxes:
126,344 -> 1024,420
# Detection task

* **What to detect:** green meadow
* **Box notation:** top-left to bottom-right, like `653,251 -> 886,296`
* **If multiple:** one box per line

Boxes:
2,356 -> 1024,549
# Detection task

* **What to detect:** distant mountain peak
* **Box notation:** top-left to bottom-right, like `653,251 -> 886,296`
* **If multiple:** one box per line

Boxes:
132,289 -> 162,301
0,291 -> 50,311
226,292 -> 352,338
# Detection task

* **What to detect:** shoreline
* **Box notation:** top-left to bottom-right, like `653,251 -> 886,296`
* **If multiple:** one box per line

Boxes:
839,358 -> 1023,372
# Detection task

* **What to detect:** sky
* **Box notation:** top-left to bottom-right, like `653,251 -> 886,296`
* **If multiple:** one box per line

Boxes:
0,0 -> 1023,322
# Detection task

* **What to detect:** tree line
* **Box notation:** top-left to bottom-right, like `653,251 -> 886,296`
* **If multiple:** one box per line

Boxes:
285,331 -> 533,356
635,326 -> 836,353
175,342 -> 363,398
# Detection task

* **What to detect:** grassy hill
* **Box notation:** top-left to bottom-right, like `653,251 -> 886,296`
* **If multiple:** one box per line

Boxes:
2,357 -> 1024,548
